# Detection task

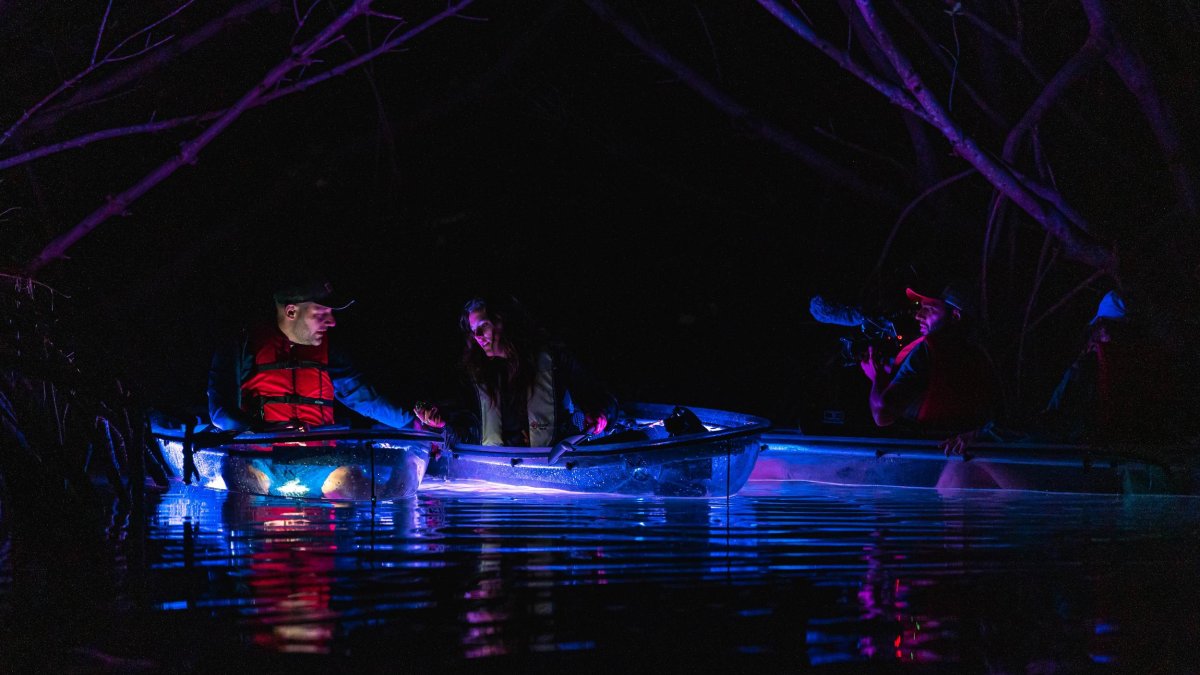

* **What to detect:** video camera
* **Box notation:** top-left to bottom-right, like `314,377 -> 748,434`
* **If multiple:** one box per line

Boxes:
837,317 -> 901,367
809,296 -> 905,367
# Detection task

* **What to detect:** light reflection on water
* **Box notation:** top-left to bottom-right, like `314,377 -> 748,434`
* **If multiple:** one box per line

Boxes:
129,480 -> 1200,668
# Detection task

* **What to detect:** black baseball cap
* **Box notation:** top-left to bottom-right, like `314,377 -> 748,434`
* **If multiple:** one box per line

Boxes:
905,280 -> 976,317
272,278 -> 355,310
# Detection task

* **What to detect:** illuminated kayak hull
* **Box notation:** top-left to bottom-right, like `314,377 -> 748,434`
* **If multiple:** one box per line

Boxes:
151,425 -> 439,500
440,403 -> 771,497
753,430 -> 1198,495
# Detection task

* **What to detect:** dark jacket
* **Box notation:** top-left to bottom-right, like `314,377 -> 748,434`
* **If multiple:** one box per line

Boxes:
886,326 -> 999,433
440,342 -> 618,446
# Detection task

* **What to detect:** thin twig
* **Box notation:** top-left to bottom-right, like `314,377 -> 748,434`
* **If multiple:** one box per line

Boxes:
1002,35 -> 1105,162
0,0 -> 196,148
586,0 -> 898,207
91,1 -> 115,65
1026,267 -> 1109,333
864,168 -> 976,289
944,7 -> 960,111
693,4 -> 723,83
1015,232 -> 1058,397
1082,0 -> 1200,219
939,0 -> 1046,84
0,272 -> 70,297
890,0 -> 1007,129
24,0 -> 476,274
812,124 -> 909,175
979,192 -> 1006,323
754,0 -> 933,124
28,0 -> 276,136
853,0 -> 1112,268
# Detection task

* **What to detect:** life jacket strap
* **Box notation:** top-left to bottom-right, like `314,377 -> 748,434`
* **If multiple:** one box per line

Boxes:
257,394 -> 337,408
251,360 -> 329,373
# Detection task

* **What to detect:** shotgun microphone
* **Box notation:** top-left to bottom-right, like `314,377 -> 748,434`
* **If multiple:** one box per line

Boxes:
809,296 -> 866,327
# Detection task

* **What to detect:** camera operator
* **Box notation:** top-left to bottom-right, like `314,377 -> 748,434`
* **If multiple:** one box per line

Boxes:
860,282 -> 998,433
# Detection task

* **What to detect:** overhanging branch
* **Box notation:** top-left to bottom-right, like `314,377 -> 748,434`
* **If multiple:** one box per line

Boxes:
24,0 -> 476,276
584,0 -> 900,208
852,0 -> 1113,269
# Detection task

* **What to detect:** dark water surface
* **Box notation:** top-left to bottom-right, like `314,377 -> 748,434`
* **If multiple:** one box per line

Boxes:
4,479 -> 1200,672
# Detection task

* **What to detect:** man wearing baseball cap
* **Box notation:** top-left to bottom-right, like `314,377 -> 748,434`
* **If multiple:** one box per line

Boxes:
860,281 -> 998,433
207,275 -> 414,433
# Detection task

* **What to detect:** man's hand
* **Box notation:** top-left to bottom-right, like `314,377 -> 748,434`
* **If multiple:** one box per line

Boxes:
938,429 -> 980,458
414,403 -> 445,429
253,420 -> 308,433
860,345 -> 897,382
583,412 -> 608,436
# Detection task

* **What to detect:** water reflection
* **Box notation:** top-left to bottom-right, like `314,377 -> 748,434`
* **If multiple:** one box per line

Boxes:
6,480 -> 1194,669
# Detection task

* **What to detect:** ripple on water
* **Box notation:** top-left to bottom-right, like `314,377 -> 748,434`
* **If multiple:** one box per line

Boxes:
5,479 -> 1199,670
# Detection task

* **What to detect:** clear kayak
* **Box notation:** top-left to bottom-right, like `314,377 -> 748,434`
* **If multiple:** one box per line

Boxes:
438,403 -> 771,497
753,430 -> 1200,496
150,421 -> 440,500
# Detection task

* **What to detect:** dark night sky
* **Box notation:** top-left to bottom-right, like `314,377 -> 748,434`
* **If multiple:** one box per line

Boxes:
5,0 -> 1197,431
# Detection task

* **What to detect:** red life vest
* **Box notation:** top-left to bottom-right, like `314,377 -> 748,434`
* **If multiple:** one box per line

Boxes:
240,326 -> 336,427
915,331 -> 996,429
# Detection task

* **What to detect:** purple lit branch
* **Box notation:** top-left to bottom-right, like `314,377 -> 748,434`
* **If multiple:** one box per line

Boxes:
0,116 -> 205,171
867,168 -> 977,284
753,0 -> 932,125
1001,36 -> 1104,163
851,0 -> 1113,269
888,0 -> 1007,129
25,0 -> 475,275
24,0 -> 277,138
2,4 -> 475,173
938,0 -> 1046,85
0,0 -> 197,148
583,0 -> 899,207
1080,0 -> 1200,219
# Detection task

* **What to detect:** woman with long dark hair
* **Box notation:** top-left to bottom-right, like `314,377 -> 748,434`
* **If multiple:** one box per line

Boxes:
415,295 -> 617,447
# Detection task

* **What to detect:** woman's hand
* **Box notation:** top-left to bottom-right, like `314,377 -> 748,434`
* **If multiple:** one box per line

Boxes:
583,412 -> 608,435
414,402 -> 445,429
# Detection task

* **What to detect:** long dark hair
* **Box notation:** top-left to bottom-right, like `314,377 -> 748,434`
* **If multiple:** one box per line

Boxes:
459,296 -> 547,406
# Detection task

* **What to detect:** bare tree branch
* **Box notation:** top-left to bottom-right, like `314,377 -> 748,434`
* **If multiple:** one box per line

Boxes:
890,0 -> 1008,129
755,0 -> 933,125
865,167 -> 977,288
25,0 -> 277,138
584,0 -> 900,207
24,0 -> 476,275
91,1 -> 115,65
833,0 -> 941,194
1001,34 -> 1105,163
0,117 -> 207,171
938,0 -> 1046,85
852,0 -> 1113,269
1,4 -> 479,173
1081,0 -> 1200,219
0,0 -> 197,148
1026,266 -> 1109,333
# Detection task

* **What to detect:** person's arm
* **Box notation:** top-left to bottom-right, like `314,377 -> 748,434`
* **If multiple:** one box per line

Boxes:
207,339 -> 253,432
557,347 -> 618,434
327,348 -> 415,429
861,343 -> 928,427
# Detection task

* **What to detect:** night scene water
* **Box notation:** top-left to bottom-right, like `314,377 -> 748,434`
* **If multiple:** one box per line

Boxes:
4,477 -> 1199,673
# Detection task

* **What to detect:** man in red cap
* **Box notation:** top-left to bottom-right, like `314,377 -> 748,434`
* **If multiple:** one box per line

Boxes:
859,282 -> 998,433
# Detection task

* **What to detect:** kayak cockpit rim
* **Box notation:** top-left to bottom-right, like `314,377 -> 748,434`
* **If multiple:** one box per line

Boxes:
447,403 -> 772,457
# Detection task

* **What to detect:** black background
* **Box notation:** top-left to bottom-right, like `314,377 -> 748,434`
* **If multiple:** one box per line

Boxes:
4,0 -> 1196,432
